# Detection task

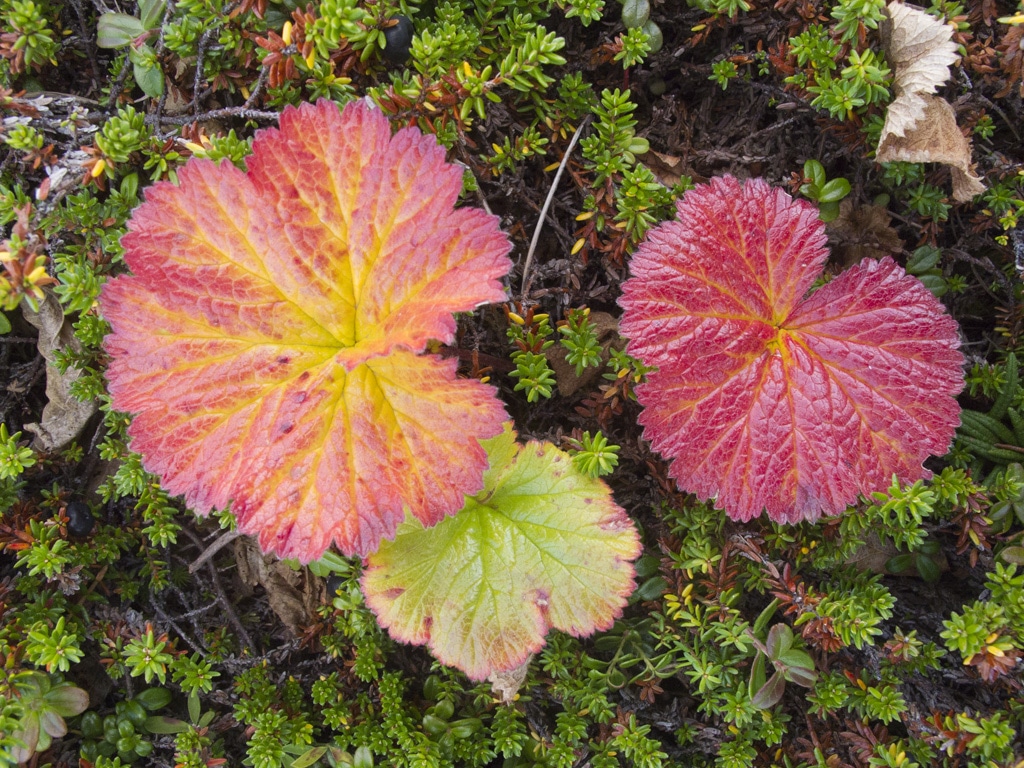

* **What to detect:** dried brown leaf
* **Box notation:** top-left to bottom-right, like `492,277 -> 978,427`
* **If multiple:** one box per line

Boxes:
995,25 -> 1024,99
545,311 -> 622,397
877,96 -> 985,202
878,4 -> 984,202
233,536 -> 322,636
489,657 -> 531,703
880,1 -> 958,139
643,151 -> 692,189
826,200 -> 903,267
22,293 -> 98,452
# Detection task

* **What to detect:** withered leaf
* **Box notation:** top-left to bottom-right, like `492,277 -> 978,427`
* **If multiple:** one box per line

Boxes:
878,2 -> 984,202
877,96 -> 985,202
880,1 -> 958,138
22,293 -> 98,452
545,311 -> 622,397
826,200 -> 903,267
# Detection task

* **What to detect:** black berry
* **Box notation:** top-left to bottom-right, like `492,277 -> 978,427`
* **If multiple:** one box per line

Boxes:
66,501 -> 95,537
383,16 -> 414,65
326,574 -> 345,597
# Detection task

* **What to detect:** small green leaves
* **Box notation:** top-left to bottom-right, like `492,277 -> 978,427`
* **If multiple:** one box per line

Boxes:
25,617 -> 83,673
123,625 -> 174,685
749,624 -> 817,709
508,308 -> 557,401
568,430 -> 620,478
710,60 -> 739,90
362,424 -> 640,681
581,89 -> 648,186
558,308 -> 601,375
0,423 -> 35,480
96,13 -> 145,48
8,672 -> 89,763
96,0 -> 166,97
619,0 -> 662,55
956,353 -> 1024,473
510,351 -> 556,401
799,159 -> 851,222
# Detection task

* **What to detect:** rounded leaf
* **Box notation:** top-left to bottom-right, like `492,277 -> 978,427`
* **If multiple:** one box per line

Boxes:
100,100 -> 512,560
134,687 -> 172,712
751,670 -> 786,710
45,682 -> 89,718
144,716 -> 190,735
641,21 -> 663,53
96,13 -> 146,48
619,176 -> 963,525
11,713 -> 40,762
362,425 -> 641,681
622,0 -> 650,28
39,708 -> 68,739
817,177 -> 851,204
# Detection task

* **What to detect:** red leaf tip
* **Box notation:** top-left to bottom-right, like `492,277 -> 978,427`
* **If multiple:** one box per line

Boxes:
619,175 -> 963,525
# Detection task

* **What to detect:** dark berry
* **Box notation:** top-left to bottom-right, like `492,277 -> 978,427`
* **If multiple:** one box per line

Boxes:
325,574 -> 345,597
382,16 -> 414,65
66,501 -> 94,537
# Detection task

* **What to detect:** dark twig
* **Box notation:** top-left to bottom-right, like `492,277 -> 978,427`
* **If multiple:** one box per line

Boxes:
149,591 -> 207,656
180,527 -> 255,651
190,25 -> 224,114
244,65 -> 272,110
104,64 -> 132,112
150,107 -> 281,127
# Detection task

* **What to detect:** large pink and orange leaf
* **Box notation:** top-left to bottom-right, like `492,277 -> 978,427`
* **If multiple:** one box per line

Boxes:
618,176 -> 963,525
361,424 -> 641,681
100,99 -> 512,560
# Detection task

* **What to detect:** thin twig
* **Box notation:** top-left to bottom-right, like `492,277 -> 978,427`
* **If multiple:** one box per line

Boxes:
180,527 -> 255,651
149,592 -> 207,656
519,116 -> 591,303
190,26 -> 223,114
104,64 -> 132,112
150,107 -> 281,127
189,527 -> 244,573
975,94 -> 1022,144
244,66 -> 272,110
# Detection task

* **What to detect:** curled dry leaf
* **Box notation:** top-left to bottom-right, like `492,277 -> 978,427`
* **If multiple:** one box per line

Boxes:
234,535 -> 322,636
995,25 -> 1024,98
877,2 -> 984,201
880,1 -> 958,138
877,97 -> 985,202
489,657 -> 531,703
22,292 -> 98,452
642,151 -> 696,189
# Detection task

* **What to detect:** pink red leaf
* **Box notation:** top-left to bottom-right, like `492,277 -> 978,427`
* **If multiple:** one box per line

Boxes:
100,100 -> 512,560
362,424 -> 641,681
618,176 -> 963,524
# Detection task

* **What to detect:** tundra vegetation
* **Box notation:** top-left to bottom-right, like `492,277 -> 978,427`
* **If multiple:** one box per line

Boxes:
1,0 -> 1023,767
